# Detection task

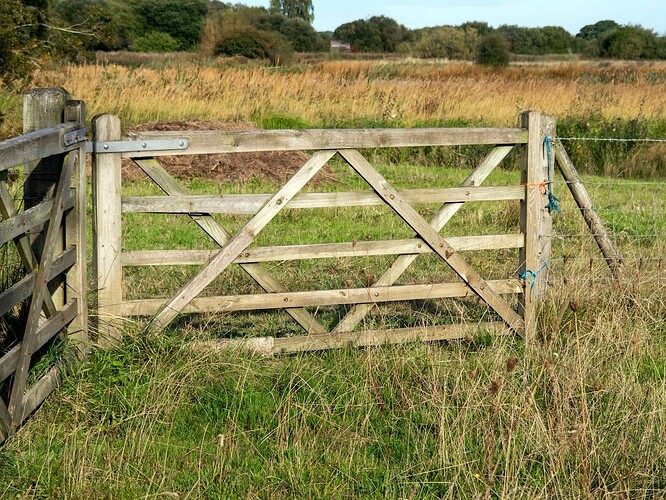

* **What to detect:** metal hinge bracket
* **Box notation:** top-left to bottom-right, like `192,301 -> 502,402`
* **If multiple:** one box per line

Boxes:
63,128 -> 87,147
86,138 -> 189,154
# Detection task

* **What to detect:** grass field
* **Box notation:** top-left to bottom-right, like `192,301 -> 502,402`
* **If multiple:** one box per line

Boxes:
0,58 -> 665,497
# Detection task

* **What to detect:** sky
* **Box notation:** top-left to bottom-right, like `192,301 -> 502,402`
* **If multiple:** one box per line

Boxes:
238,0 -> 665,36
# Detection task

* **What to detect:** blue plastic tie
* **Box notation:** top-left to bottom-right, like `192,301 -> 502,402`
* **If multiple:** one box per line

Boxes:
519,262 -> 549,299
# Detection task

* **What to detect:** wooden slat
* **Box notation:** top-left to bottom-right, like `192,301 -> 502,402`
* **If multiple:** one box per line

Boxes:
199,322 -> 510,356
122,279 -> 521,316
122,234 -> 524,267
274,321 -> 510,354
146,151 -> 335,333
0,300 -> 78,383
0,399 -> 11,442
121,128 -> 528,157
0,122 -> 80,172
8,153 -> 74,425
122,186 -> 525,214
20,365 -> 61,423
134,158 -> 328,335
0,247 -> 76,317
339,149 -> 525,334
554,141 -> 623,279
0,192 -> 75,247
334,145 -> 515,334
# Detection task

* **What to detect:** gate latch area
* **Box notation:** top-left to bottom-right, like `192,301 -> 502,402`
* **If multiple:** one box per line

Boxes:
87,138 -> 189,154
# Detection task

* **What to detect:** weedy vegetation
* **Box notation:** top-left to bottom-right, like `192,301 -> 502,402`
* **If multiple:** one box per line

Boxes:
0,58 -> 665,497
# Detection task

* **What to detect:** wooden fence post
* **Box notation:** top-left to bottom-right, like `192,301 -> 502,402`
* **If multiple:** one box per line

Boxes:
92,114 -> 123,347
64,100 -> 89,357
520,111 -> 555,340
23,88 -> 71,309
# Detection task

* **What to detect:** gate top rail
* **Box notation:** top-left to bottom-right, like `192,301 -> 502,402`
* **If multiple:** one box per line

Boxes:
111,127 -> 529,158
0,122 -> 84,172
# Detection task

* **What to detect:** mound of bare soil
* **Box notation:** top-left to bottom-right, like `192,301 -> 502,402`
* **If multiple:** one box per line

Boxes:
121,120 -> 335,185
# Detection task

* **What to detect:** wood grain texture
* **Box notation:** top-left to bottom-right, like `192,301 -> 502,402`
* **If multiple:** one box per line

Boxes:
334,145 -> 516,334
122,234 -> 523,267
8,153 -> 74,425
146,151 -> 335,333
339,149 -> 525,334
0,123 -> 80,172
121,128 -> 528,157
122,279 -> 521,316
122,186 -> 525,214
92,114 -> 123,347
133,158 -> 328,335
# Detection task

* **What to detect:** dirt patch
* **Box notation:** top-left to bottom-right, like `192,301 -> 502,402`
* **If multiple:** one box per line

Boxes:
119,120 -> 335,185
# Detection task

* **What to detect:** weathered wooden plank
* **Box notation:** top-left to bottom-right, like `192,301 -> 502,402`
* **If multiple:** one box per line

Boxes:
0,399 -> 11,442
122,234 -> 524,267
0,300 -> 78,384
122,279 -> 521,316
199,322 -> 510,356
339,149 -> 525,334
121,128 -> 528,157
518,112 -> 551,340
8,153 -> 74,425
334,145 -> 515,334
92,114 -> 123,348
0,123 -> 80,172
63,101 -> 88,356
0,191 -> 75,247
134,158 -> 328,335
0,247 -> 76,317
20,365 -> 61,423
146,151 -> 335,333
554,141 -> 623,279
122,186 -> 525,214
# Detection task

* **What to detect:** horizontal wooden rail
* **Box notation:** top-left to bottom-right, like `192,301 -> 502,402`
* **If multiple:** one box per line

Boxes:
120,128 -> 528,157
0,300 -> 78,383
0,122 -> 81,172
122,234 -> 524,267
0,191 -> 76,246
122,186 -> 525,214
198,321 -> 510,355
0,247 -> 77,317
122,279 -> 521,316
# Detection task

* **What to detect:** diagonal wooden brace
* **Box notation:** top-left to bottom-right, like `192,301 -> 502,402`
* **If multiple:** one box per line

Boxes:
0,182 -> 58,318
339,149 -> 525,334
334,145 -> 515,333
133,158 -> 328,335
7,152 -> 75,425
146,151 -> 335,333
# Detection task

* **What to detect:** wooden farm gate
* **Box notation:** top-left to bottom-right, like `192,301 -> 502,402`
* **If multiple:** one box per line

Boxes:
0,89 -> 88,444
92,112 -> 558,353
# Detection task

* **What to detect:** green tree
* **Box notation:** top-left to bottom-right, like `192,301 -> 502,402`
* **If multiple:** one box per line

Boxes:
598,25 -> 660,59
269,0 -> 314,24
414,26 -> 479,60
577,20 -> 619,41
135,0 -> 208,50
476,32 -> 510,67
333,16 -> 409,52
0,0 -> 40,82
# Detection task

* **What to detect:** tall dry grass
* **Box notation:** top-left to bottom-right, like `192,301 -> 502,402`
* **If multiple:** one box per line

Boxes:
33,60 -> 666,128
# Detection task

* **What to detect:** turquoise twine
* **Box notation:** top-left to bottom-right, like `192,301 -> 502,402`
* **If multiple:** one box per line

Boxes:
543,136 -> 561,214
519,262 -> 549,299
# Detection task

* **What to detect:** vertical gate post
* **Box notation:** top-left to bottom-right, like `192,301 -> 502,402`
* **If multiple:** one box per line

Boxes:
520,112 -> 555,340
64,100 -> 89,357
23,88 -> 71,309
92,114 -> 123,347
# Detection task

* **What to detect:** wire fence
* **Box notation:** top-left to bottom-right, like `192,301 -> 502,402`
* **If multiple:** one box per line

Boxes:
548,137 -> 665,289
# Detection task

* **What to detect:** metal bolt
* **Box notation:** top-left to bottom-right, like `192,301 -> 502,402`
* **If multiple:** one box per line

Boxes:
179,140 -> 185,147
141,142 -> 147,149
103,144 -> 109,150
389,194 -> 395,199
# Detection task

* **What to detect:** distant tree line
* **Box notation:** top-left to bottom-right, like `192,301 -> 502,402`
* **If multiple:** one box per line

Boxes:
1,0 -> 666,84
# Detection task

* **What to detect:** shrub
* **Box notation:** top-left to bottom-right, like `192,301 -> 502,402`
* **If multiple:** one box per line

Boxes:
131,31 -> 181,52
476,33 -> 510,67
214,26 -> 293,64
